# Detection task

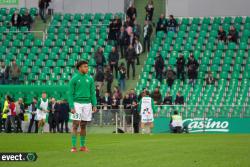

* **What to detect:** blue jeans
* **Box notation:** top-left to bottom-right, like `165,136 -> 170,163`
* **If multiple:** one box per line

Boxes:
119,79 -> 125,91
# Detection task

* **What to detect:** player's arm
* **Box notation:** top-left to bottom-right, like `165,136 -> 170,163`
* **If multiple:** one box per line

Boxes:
68,78 -> 76,114
151,98 -> 157,116
90,77 -> 97,113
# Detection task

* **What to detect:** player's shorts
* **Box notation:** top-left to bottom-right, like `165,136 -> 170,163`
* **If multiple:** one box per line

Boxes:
71,102 -> 92,121
37,110 -> 47,121
141,114 -> 154,123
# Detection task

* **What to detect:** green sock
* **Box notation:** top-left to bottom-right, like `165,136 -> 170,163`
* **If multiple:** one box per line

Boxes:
71,135 -> 77,148
80,136 -> 86,147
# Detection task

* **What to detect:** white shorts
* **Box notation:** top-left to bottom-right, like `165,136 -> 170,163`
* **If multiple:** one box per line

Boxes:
141,114 -> 154,123
71,103 -> 92,121
37,110 -> 47,121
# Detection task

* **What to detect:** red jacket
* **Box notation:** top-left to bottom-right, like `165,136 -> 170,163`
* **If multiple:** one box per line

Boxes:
9,102 -> 16,116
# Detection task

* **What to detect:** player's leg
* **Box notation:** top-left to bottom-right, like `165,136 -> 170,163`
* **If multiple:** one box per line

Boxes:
79,121 -> 88,152
71,120 -> 79,152
141,122 -> 146,134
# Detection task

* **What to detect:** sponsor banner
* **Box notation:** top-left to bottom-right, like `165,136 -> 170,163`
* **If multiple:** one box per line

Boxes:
153,117 -> 250,133
0,0 -> 18,5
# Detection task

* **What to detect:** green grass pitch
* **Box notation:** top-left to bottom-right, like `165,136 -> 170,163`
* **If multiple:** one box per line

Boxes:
0,133 -> 250,167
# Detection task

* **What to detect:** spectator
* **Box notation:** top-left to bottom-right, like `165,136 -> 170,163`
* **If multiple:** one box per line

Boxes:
143,20 -> 153,52
156,14 -> 167,33
123,94 -> 131,110
124,17 -> 134,28
133,20 -> 141,39
134,37 -> 143,65
11,10 -> 22,28
5,96 -> 17,133
111,95 -> 120,110
168,15 -> 178,32
117,26 -> 127,58
176,54 -> 185,81
109,47 -> 119,78
94,47 -> 106,70
0,61 -> 9,85
9,60 -> 21,84
187,54 -> 199,86
151,87 -> 162,105
102,92 -> 112,125
96,85 -> 102,106
95,66 -> 105,90
38,0 -> 48,23
218,27 -> 226,42
118,63 -> 126,91
48,98 -> 60,133
165,66 -> 176,88
131,100 -> 140,133
125,45 -> 136,79
108,19 -> 118,41
113,86 -> 122,101
21,10 -> 33,30
206,71 -> 215,85
228,26 -> 238,43
128,32 -> 136,46
15,98 -> 25,133
129,89 -> 138,103
145,0 -> 154,22
126,3 -> 137,21
163,92 -> 172,105
155,54 -> 164,82
59,100 -> 70,133
28,97 -> 38,133
175,91 -> 184,105
105,66 -> 113,93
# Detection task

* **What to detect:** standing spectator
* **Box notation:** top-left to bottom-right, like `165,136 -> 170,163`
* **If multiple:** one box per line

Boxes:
108,19 -> 118,41
94,47 -> 106,70
9,60 -> 21,84
126,3 -> 137,21
163,92 -> 172,105
101,92 -> 112,125
109,47 -> 119,78
129,89 -> 138,103
218,27 -> 227,42
168,15 -> 178,32
133,20 -> 141,39
165,66 -> 176,89
156,14 -> 167,33
11,10 -> 22,28
48,98 -> 57,133
0,61 -> 9,85
15,98 -> 25,133
131,100 -> 140,133
155,54 -> 164,82
151,87 -> 162,105
28,97 -> 38,133
143,20 -> 153,52
175,92 -> 184,105
118,63 -> 126,91
113,86 -> 122,101
38,0 -> 47,23
134,38 -> 143,65
187,54 -> 199,86
95,66 -> 105,90
105,66 -> 113,93
228,26 -> 238,43
59,100 -> 70,133
128,32 -> 136,46
21,10 -> 33,30
145,0 -> 154,22
5,96 -> 17,133
125,45 -> 136,80
176,54 -> 185,81
111,95 -> 120,123
124,17 -> 134,28
123,94 -> 131,110
117,26 -> 127,58
206,71 -> 215,85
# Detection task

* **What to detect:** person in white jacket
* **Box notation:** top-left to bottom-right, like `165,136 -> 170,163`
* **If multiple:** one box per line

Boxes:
134,38 -> 143,65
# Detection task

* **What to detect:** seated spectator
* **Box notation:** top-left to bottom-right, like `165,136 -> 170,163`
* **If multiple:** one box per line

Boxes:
11,10 -> 22,28
165,66 -> 176,88
112,86 -> 122,101
176,54 -> 185,81
21,10 -> 33,30
175,91 -> 184,105
228,26 -> 238,43
218,27 -> 226,42
187,54 -> 199,86
156,14 -> 167,33
94,47 -> 106,70
151,87 -> 162,105
163,92 -> 172,105
9,60 -> 21,84
206,71 -> 215,85
101,92 -> 112,110
168,15 -> 178,32
0,61 -> 9,85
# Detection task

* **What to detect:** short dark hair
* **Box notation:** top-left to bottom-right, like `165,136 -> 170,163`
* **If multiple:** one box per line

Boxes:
76,60 -> 88,69
174,110 -> 178,115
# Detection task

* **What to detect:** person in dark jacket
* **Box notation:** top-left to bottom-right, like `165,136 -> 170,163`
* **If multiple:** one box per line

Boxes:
101,92 -> 112,125
145,0 -> 154,22
187,54 -> 199,86
48,98 -> 60,133
95,47 -> 106,70
123,94 -> 131,110
165,66 -> 176,89
126,4 -> 137,21
155,54 -> 165,82
129,89 -> 138,103
156,14 -> 167,33
131,100 -> 140,133
125,45 -> 136,79
163,92 -> 172,105
151,87 -> 162,105
108,19 -> 118,41
28,97 -> 38,133
117,26 -> 128,58
38,0 -> 48,23
133,20 -> 141,39
118,63 -> 126,91
105,66 -> 113,93
11,11 -> 22,28
176,54 -> 185,81
109,47 -> 119,78
227,26 -> 238,43
168,15 -> 178,32
175,91 -> 184,105
218,27 -> 226,42
21,10 -> 33,30
143,20 -> 153,52
95,66 -> 105,90
59,100 -> 70,133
